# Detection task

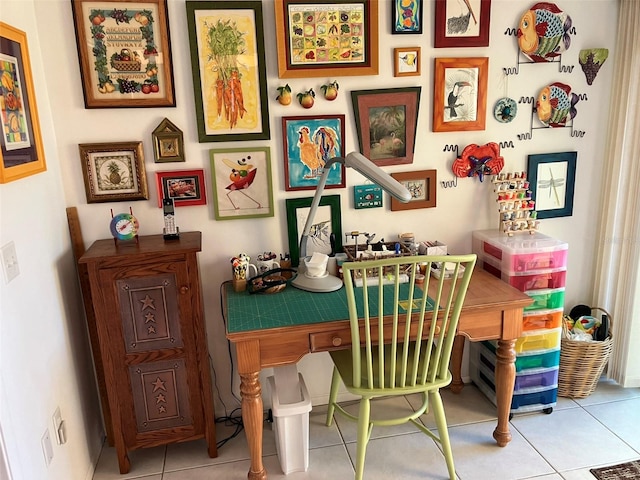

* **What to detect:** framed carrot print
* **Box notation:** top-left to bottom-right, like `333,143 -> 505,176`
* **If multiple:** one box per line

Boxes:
282,115 -> 345,191
210,147 -> 274,220
433,57 -> 488,132
434,0 -> 491,48
155,169 -> 206,208
352,87 -> 421,166
0,22 -> 46,183
274,0 -> 379,78
186,1 -> 270,142
70,0 -> 176,108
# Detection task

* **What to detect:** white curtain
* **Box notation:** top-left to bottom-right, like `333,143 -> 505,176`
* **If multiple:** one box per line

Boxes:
593,0 -> 640,386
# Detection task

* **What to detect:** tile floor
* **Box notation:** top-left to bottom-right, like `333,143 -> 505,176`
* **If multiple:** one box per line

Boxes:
92,378 -> 640,480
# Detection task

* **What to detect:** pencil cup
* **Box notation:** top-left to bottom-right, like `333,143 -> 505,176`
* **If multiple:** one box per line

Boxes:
233,278 -> 247,292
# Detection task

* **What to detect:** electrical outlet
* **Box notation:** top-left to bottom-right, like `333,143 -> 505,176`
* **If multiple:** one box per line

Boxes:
41,429 -> 53,466
0,241 -> 20,284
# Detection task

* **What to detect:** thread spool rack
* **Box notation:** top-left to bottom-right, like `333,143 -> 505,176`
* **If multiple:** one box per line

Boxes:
494,171 -> 540,236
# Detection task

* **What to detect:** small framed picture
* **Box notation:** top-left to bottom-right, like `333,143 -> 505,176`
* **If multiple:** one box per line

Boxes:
527,152 -> 577,219
392,0 -> 423,34
390,170 -> 437,211
78,141 -> 148,203
210,146 -> 274,220
434,0 -> 491,48
394,47 -> 421,77
155,169 -> 206,208
152,118 -> 184,163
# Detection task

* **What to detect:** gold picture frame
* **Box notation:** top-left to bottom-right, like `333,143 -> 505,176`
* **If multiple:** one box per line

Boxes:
0,22 -> 46,183
394,47 -> 421,77
152,118 -> 184,163
79,141 -> 149,203
274,0 -> 379,78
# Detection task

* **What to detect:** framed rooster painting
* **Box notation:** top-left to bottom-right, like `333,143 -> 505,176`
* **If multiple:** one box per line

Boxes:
282,115 -> 346,191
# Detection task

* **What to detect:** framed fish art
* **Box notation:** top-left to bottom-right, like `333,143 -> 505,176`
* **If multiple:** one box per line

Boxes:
434,0 -> 491,48
517,2 -> 572,63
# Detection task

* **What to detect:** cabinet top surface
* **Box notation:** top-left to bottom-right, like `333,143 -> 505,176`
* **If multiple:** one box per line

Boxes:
79,231 -> 202,263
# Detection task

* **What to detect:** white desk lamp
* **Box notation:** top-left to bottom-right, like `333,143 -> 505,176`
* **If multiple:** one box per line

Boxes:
292,152 -> 412,293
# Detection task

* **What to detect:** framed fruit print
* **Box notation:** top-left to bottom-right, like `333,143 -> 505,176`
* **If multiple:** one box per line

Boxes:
71,0 -> 176,108
186,1 -> 270,142
210,147 -> 274,220
527,151 -> 576,219
432,57 -> 488,132
434,0 -> 491,48
0,22 -> 46,183
274,0 -> 379,78
78,141 -> 149,203
282,115 -> 346,191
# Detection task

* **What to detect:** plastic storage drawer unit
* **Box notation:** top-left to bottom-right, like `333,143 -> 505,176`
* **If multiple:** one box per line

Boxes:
524,289 -> 566,312
481,257 -> 567,292
472,229 -> 568,273
480,341 -> 561,372
523,309 -> 563,332
515,328 -> 562,354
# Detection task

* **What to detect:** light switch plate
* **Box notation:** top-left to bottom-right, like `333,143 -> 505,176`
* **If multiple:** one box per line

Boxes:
1,241 -> 20,284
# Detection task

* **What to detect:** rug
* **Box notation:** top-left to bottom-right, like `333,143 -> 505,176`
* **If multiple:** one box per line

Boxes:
590,459 -> 640,480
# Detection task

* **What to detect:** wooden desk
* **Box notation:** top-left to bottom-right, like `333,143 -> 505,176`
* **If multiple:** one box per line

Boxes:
224,269 -> 532,480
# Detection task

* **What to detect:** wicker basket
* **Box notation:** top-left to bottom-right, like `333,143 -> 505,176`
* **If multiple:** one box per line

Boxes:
557,307 -> 613,399
111,60 -> 141,72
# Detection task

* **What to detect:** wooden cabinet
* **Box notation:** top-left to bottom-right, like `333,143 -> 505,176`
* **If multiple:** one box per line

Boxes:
79,232 -> 216,473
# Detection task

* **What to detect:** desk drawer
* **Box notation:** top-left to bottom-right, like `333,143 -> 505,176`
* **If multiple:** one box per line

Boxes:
310,329 -> 352,352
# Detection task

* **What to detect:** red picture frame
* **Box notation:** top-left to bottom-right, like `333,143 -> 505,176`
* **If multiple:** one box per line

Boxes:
155,169 -> 207,207
434,0 -> 491,48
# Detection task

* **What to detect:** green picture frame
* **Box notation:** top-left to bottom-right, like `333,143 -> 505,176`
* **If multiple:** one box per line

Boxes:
286,194 -> 342,267
186,1 -> 270,142
210,146 -> 274,220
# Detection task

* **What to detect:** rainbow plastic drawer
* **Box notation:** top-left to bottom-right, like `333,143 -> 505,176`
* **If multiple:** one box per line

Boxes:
515,328 -> 562,354
480,340 -> 561,372
524,289 -> 566,312
472,229 -> 568,273
522,309 -> 563,332
480,259 -> 567,292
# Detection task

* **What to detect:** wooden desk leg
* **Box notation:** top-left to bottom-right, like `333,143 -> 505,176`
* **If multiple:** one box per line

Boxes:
493,339 -> 516,447
237,340 -> 267,480
450,335 -> 465,393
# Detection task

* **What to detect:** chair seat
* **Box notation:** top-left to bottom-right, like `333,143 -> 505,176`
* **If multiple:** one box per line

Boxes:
330,342 -> 453,397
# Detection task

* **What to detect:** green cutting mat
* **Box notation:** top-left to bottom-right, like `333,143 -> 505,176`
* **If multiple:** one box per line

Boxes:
225,282 -> 434,333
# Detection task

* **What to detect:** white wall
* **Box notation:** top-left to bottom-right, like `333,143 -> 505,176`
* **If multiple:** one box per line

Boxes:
1,0 -> 628,478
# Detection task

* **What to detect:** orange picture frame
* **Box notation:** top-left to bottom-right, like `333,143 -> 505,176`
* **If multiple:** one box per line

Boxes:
390,170 -> 437,211
433,57 -> 488,132
0,22 -> 46,183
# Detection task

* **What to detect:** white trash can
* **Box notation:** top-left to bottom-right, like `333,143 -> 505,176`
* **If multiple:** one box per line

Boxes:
267,366 -> 312,474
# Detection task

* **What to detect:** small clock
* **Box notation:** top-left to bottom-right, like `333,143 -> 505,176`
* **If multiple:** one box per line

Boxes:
110,212 -> 139,241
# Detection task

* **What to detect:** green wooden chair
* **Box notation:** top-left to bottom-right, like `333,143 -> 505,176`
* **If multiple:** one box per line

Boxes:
326,254 -> 477,480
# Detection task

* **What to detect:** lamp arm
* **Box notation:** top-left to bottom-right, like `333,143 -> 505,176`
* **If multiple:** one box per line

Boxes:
299,156 -> 345,262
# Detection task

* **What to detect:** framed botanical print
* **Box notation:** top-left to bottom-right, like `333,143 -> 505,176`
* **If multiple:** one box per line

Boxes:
78,141 -> 149,203
70,0 -> 176,108
432,57 -> 488,132
186,1 -> 270,142
274,0 -> 379,78
286,194 -> 342,267
0,22 -> 46,183
527,151 -> 577,219
282,114 -> 345,191
210,146 -> 274,220
155,169 -> 206,207
390,170 -> 437,211
352,87 -> 421,166
434,0 -> 491,47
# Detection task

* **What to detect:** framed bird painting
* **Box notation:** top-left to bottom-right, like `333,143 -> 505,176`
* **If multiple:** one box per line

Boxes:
282,115 -> 346,191
432,57 -> 488,132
